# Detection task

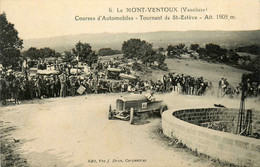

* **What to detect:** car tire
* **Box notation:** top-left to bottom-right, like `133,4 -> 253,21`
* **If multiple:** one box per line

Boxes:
160,106 -> 168,117
129,108 -> 134,124
108,111 -> 112,120
108,105 -> 112,120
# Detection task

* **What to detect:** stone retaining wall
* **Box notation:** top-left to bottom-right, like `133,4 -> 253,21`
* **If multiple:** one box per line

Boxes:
162,108 -> 260,167
173,108 -> 259,125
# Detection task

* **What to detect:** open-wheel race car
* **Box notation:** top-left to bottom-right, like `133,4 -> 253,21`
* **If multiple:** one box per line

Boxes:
108,94 -> 168,124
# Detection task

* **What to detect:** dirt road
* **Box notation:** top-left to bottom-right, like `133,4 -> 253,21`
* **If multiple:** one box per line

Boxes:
1,93 -> 258,167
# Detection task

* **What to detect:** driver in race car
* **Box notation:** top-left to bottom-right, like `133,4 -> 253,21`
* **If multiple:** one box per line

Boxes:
145,91 -> 155,102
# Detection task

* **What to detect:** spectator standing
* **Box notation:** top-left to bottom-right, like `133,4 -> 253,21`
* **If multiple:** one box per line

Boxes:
60,72 -> 67,98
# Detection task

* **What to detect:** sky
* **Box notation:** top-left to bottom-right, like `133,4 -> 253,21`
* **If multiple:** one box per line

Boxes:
1,0 -> 260,39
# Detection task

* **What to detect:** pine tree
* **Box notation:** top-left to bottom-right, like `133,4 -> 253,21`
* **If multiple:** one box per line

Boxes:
0,12 -> 23,69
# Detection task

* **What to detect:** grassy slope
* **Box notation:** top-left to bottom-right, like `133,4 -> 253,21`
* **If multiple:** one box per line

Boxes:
237,52 -> 259,59
99,55 -> 250,87
150,59 -> 251,88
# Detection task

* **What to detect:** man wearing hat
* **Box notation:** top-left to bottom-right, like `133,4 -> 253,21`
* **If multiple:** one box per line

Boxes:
5,70 -> 15,100
219,77 -> 226,97
189,76 -> 195,95
54,75 -> 60,97
69,75 -> 76,96
35,76 -> 42,98
12,76 -> 20,104
59,72 -> 67,98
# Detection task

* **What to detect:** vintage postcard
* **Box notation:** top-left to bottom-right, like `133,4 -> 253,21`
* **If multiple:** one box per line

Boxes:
0,0 -> 259,167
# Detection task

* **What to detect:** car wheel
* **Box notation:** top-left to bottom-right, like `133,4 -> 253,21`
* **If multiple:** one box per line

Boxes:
108,111 -> 112,120
129,108 -> 134,124
160,106 -> 168,117
108,105 -> 112,120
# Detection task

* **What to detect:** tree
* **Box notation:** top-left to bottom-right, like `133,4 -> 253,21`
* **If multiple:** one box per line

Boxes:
22,47 -> 38,60
236,45 -> 260,55
138,42 -> 156,64
23,47 -> 62,60
122,39 -> 167,67
54,52 -> 62,58
226,50 -> 240,64
72,41 -> 98,66
251,56 -> 260,72
0,12 -> 23,69
39,47 -> 56,58
242,69 -> 260,83
190,44 -> 200,51
167,43 -> 186,58
122,39 -> 142,59
122,38 -> 155,62
155,52 -> 165,65
157,47 -> 164,52
205,43 -> 227,62
176,43 -> 185,50
166,45 -> 175,58
63,51 -> 75,63
98,48 -> 121,56
242,55 -> 260,72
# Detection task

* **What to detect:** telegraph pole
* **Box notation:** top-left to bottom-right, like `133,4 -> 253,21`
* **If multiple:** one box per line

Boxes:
236,85 -> 245,134
236,80 -> 252,136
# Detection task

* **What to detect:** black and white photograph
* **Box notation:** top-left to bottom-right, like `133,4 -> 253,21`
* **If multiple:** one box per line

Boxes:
0,0 -> 259,166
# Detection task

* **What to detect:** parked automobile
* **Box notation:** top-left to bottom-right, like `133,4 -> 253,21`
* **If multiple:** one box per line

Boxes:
108,93 -> 168,124
107,68 -> 123,79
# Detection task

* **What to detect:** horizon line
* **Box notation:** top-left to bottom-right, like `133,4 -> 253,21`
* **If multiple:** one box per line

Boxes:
23,29 -> 260,41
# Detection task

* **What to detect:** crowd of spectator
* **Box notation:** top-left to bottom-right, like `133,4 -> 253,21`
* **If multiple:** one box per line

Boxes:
218,77 -> 260,98
161,73 -> 214,96
0,59 -> 259,106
